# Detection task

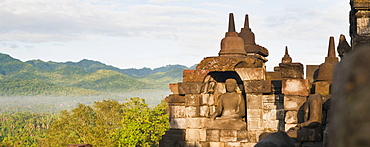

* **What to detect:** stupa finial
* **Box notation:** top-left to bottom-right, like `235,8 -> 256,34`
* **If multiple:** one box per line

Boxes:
228,13 -> 236,32
244,14 -> 249,28
328,36 -> 335,57
282,46 -> 292,63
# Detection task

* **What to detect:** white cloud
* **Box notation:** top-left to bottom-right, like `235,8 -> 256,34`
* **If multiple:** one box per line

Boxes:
0,43 -> 18,50
0,0 -> 353,69
0,0 -> 220,43
147,0 -> 189,3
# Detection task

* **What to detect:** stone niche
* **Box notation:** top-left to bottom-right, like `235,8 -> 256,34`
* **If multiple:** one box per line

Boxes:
160,13 -> 331,147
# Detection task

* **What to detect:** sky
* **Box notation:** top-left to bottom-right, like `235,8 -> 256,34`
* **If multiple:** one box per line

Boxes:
0,0 -> 351,71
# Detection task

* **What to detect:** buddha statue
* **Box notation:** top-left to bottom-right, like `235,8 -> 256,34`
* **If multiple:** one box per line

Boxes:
287,94 -> 323,141
205,78 -> 247,130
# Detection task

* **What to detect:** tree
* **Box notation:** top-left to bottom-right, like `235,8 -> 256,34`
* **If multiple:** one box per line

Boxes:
46,98 -> 168,147
117,98 -> 168,147
0,112 -> 59,146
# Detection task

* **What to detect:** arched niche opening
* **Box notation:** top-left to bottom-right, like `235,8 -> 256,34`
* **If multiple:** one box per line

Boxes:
202,71 -> 246,101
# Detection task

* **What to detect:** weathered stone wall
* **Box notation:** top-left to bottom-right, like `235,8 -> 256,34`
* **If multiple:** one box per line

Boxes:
160,12 -> 339,147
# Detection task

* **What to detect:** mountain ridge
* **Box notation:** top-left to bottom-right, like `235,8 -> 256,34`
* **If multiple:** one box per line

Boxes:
0,52 -> 196,97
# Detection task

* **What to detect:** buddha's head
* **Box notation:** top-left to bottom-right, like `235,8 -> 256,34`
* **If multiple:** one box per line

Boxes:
225,78 -> 237,92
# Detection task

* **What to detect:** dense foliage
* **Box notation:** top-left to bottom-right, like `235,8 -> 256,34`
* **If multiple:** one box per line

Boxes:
0,112 -> 60,146
0,98 -> 169,147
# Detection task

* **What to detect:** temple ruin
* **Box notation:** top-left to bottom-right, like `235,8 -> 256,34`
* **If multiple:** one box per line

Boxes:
159,0 -> 370,147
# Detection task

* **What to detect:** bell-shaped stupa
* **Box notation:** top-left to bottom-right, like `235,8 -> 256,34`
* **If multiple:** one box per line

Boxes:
282,46 -> 292,63
218,13 -> 247,57
316,36 -> 339,81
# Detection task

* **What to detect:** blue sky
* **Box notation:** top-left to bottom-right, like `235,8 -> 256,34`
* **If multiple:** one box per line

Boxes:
0,0 -> 350,71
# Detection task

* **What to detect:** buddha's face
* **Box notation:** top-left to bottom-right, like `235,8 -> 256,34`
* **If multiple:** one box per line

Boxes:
225,79 -> 237,92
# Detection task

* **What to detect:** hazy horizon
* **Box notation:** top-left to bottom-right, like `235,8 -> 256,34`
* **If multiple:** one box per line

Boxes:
0,0 -> 350,71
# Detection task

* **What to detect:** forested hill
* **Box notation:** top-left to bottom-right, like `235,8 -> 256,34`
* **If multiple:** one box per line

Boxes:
0,53 -> 195,96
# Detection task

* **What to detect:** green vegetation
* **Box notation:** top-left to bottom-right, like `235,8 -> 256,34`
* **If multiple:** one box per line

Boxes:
0,52 -> 192,100
0,98 -> 169,147
0,53 -> 183,146
0,79 -> 101,96
0,112 -> 60,146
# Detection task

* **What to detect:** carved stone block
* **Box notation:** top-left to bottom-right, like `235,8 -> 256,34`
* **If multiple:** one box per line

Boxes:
185,94 -> 201,106
169,118 -> 186,129
279,63 -> 304,79
237,130 -> 249,142
263,109 -> 284,120
225,142 -> 241,147
263,102 -> 283,110
185,106 -> 199,117
206,129 -> 220,142
247,131 -> 258,142
247,109 -> 262,119
285,111 -> 298,124
199,106 -> 209,117
220,130 -> 237,142
186,118 -> 209,129
178,82 -> 203,94
246,94 -> 262,109
169,83 -> 179,94
266,71 -> 282,80
284,96 -> 307,111
170,106 -> 185,118
209,142 -> 225,147
183,70 -> 210,82
248,119 -> 261,130
240,142 -> 257,147
235,68 -> 265,80
282,79 -> 310,96
165,94 -> 185,104
315,81 -> 332,96
263,119 -> 280,131
186,129 -> 206,141
198,141 -> 209,147
244,80 -> 271,93
357,13 -> 370,36
262,94 -> 282,103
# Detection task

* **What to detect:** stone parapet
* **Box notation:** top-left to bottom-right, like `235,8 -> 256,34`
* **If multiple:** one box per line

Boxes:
266,71 -> 282,80
282,79 -> 310,96
169,105 -> 186,118
243,80 -> 271,93
183,70 -> 210,82
185,106 -> 200,117
235,68 -> 265,80
279,63 -> 304,79
178,82 -> 203,94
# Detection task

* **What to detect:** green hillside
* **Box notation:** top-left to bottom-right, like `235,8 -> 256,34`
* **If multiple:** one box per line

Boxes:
0,79 -> 100,96
0,53 -> 193,97
70,69 -> 152,92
